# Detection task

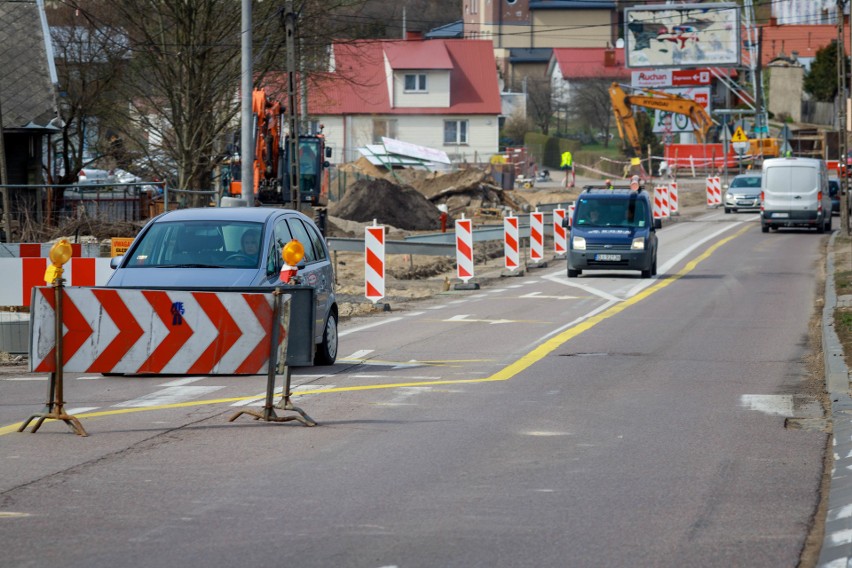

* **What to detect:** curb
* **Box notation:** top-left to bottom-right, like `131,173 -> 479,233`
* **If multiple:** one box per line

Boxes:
819,231 -> 852,567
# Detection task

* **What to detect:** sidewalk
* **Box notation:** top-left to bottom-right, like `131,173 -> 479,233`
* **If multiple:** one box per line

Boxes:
818,231 -> 852,566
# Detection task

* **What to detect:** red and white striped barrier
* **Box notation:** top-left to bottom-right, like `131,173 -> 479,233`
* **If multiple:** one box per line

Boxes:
0,257 -> 113,307
668,182 -> 679,214
706,176 -> 721,206
3,242 -> 101,258
364,222 -> 385,303
455,215 -> 474,283
568,203 -> 575,227
503,215 -> 520,272
529,210 -> 544,263
659,185 -> 670,218
30,288 -> 283,375
553,207 -> 567,255
653,186 -> 665,219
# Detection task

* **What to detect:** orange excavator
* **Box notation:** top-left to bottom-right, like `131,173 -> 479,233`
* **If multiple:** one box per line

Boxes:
609,82 -> 715,157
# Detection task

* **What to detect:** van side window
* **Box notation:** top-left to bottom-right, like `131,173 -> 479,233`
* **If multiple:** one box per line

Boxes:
286,218 -> 318,263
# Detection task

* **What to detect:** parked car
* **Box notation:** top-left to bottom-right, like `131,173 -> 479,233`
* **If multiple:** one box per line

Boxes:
565,188 -> 661,278
106,207 -> 338,365
760,157 -> 832,233
723,172 -> 762,213
829,178 -> 841,216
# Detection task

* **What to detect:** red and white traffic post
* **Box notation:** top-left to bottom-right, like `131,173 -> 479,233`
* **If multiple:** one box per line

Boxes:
364,220 -> 385,304
553,206 -> 567,259
706,176 -> 721,207
503,212 -> 522,276
528,209 -> 547,269
454,214 -> 479,290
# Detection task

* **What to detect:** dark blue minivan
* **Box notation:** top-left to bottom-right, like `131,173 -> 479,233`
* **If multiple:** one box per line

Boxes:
564,188 -> 661,279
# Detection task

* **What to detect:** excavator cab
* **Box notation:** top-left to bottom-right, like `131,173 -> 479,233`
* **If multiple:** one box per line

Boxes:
282,135 -> 330,206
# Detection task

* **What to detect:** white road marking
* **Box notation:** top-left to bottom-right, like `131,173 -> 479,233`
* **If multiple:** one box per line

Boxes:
66,407 -> 99,415
344,349 -> 374,360
740,394 -> 794,416
77,375 -> 108,380
160,377 -> 208,387
444,314 -> 517,325
404,311 -> 425,317
520,291 -> 578,300
339,317 -> 403,337
113,386 -> 225,408
3,377 -> 47,381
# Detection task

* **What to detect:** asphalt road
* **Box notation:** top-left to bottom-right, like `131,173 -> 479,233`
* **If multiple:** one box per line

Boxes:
0,210 -> 829,567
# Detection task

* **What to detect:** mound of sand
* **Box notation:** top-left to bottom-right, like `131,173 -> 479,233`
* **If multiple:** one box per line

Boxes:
328,177 -> 441,231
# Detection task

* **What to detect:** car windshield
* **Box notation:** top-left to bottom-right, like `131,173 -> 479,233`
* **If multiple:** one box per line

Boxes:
575,197 -> 647,228
730,176 -> 761,189
124,220 -> 265,269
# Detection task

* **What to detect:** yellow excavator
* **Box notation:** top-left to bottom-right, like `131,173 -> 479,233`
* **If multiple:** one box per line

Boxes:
609,82 -> 715,157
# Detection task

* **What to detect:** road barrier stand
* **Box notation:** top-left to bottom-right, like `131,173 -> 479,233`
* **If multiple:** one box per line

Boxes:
653,187 -> 664,220
527,209 -> 548,269
502,213 -> 523,277
659,185 -> 671,219
364,220 -> 387,308
229,289 -> 316,427
18,240 -> 88,436
553,206 -> 567,259
453,214 -> 479,290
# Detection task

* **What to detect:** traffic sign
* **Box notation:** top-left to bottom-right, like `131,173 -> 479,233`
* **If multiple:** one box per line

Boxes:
732,126 -> 748,143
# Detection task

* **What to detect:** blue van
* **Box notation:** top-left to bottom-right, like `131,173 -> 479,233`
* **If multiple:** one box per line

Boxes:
564,188 -> 661,278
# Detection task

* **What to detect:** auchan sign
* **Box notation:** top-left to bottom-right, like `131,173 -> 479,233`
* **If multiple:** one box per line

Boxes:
632,69 -> 712,88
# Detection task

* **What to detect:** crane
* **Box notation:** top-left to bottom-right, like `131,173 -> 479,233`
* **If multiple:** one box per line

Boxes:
609,82 -> 715,157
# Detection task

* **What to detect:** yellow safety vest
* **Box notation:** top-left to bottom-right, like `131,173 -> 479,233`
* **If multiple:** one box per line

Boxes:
560,152 -> 573,167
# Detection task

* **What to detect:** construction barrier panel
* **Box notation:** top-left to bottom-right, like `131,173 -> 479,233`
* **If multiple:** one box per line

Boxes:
553,208 -> 567,255
364,224 -> 385,303
706,176 -> 721,206
659,185 -> 670,219
653,187 -> 664,219
29,286 -> 318,372
0,257 -> 113,307
455,216 -> 474,283
530,211 -> 544,263
669,182 -> 679,214
503,215 -> 520,272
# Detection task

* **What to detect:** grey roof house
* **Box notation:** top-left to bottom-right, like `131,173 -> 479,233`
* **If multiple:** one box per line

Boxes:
0,0 -> 59,186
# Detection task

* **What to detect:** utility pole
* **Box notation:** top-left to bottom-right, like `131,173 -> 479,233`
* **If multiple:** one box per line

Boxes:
838,0 -> 849,234
240,0 -> 254,206
283,0 -> 301,211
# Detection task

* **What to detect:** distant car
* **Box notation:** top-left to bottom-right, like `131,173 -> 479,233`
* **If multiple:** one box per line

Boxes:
723,173 -> 762,213
829,179 -> 841,216
106,206 -> 338,365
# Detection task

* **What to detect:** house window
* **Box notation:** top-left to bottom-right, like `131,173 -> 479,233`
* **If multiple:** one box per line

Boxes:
404,73 -> 427,92
444,120 -> 469,145
372,119 -> 398,144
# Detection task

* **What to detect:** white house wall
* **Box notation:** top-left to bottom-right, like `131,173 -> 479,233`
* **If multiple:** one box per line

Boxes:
315,114 -> 499,165
392,71 -> 451,108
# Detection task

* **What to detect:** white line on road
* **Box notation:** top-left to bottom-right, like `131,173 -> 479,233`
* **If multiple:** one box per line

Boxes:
113,386 -> 225,408
339,317 -> 404,337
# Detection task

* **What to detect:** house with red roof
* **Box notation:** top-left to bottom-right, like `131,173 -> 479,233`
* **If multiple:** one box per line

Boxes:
761,24 -> 851,69
302,37 -> 502,165
547,46 -> 632,108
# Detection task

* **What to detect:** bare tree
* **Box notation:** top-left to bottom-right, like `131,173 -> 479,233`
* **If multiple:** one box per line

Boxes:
566,78 -> 614,148
526,76 -> 553,135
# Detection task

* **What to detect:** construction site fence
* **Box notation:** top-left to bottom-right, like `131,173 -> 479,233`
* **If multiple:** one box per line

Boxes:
0,182 -> 218,243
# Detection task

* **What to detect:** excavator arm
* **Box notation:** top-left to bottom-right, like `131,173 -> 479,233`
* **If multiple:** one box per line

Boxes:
609,82 -> 714,156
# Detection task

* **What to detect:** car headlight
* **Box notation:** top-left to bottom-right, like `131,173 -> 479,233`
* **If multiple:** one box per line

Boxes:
631,237 -> 645,250
572,236 -> 586,251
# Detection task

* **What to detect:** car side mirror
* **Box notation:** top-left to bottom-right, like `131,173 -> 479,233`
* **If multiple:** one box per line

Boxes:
653,219 -> 662,230
561,217 -> 570,229
109,256 -> 123,269
722,184 -> 729,190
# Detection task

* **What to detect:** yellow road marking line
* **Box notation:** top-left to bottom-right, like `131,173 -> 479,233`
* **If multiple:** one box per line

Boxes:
1,226 -> 748,437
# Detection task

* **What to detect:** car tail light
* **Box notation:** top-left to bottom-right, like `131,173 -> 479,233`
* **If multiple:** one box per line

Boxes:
818,191 -> 823,212
760,191 -> 764,212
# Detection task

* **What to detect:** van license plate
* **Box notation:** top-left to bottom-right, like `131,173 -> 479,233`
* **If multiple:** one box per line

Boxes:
773,212 -> 789,218
595,254 -> 621,261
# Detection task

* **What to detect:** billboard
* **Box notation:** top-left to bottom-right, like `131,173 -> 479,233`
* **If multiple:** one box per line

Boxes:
650,87 -> 711,138
632,68 -> 713,89
625,3 -> 740,68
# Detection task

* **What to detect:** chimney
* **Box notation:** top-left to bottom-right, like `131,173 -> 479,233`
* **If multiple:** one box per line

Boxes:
604,48 -> 616,67
406,31 -> 423,41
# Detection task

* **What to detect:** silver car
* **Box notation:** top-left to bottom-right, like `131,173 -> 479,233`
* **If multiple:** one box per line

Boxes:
724,172 -> 762,213
107,207 -> 338,365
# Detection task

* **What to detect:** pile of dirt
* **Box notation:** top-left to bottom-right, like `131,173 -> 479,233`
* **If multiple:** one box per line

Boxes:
328,177 -> 441,231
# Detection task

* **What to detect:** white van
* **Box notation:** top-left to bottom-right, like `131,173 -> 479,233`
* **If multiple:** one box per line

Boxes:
761,157 -> 832,233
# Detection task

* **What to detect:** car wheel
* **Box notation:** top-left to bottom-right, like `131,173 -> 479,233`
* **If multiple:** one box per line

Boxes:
761,223 -> 769,233
314,311 -> 338,366
826,215 -> 832,232
651,255 -> 657,276
817,218 -> 825,233
567,268 -> 580,278
724,207 -> 730,214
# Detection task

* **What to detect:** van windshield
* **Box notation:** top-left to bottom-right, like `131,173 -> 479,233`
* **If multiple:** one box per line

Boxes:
766,166 -> 817,192
575,197 -> 647,228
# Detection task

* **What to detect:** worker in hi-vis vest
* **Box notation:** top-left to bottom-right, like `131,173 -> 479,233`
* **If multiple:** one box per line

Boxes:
560,150 -> 575,189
